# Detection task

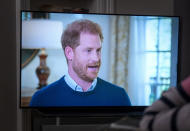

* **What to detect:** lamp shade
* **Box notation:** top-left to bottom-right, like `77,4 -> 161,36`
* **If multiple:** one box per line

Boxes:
22,20 -> 63,49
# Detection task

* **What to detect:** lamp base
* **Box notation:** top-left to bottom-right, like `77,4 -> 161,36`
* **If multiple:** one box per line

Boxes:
36,50 -> 50,89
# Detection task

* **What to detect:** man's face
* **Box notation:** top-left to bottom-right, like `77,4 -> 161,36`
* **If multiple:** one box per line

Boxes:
71,32 -> 102,82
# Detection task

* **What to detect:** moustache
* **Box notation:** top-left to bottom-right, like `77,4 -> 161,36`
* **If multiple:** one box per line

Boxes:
87,62 -> 101,67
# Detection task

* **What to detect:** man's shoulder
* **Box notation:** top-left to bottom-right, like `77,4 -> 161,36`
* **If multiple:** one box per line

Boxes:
96,77 -> 131,106
33,76 -> 66,96
97,77 -> 123,90
30,76 -> 67,106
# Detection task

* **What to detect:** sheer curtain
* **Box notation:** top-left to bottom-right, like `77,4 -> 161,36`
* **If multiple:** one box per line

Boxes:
109,16 -> 147,105
128,16 -> 147,105
109,16 -> 130,92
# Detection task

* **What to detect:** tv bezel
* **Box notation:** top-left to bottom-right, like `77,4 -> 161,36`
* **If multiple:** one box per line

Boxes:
20,10 -> 180,116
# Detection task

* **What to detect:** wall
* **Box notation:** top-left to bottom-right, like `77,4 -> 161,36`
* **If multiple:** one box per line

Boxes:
174,0 -> 190,81
0,0 -> 17,131
1,0 -> 190,131
115,0 -> 174,15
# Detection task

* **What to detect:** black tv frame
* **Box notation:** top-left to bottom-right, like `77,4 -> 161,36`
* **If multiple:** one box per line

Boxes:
20,10 -> 180,117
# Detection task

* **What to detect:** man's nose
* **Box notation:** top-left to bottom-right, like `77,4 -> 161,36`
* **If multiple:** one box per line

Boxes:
91,51 -> 100,62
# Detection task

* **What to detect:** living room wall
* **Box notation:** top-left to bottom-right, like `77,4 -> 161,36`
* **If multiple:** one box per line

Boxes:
115,0 -> 173,15
0,0 -> 17,131
0,0 -> 190,131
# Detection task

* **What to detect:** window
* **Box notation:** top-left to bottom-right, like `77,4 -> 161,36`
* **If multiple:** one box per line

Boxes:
145,17 -> 178,104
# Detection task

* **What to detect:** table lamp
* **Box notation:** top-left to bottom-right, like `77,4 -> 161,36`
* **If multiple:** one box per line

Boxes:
22,19 -> 63,89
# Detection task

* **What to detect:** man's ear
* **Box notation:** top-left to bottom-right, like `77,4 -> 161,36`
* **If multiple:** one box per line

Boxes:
65,46 -> 74,61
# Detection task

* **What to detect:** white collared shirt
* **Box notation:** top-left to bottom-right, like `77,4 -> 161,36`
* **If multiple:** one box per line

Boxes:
64,72 -> 97,92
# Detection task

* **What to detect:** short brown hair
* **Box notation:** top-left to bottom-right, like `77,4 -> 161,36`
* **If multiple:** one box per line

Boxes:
61,19 -> 103,50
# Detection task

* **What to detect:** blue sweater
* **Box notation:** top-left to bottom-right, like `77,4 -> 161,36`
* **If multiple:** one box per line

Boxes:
30,76 -> 131,107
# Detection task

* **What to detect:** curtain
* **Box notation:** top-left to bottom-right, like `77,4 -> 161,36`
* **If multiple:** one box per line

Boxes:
109,16 -> 147,105
128,16 -> 147,105
109,16 -> 130,92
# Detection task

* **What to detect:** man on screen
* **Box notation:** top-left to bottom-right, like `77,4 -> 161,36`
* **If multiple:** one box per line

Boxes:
30,19 -> 131,106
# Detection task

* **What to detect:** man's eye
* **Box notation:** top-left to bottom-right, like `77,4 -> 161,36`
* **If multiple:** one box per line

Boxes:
97,49 -> 101,53
87,49 -> 91,52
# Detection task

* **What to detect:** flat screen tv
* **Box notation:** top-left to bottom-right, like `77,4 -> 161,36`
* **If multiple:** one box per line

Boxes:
20,10 -> 180,115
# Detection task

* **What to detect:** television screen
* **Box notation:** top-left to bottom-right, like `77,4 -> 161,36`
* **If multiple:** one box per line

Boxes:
20,11 -> 180,111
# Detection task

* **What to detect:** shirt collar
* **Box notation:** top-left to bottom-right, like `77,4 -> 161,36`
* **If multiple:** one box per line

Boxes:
64,71 -> 97,92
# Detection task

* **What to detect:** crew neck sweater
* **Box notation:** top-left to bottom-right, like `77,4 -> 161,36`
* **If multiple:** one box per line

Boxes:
30,76 -> 131,107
